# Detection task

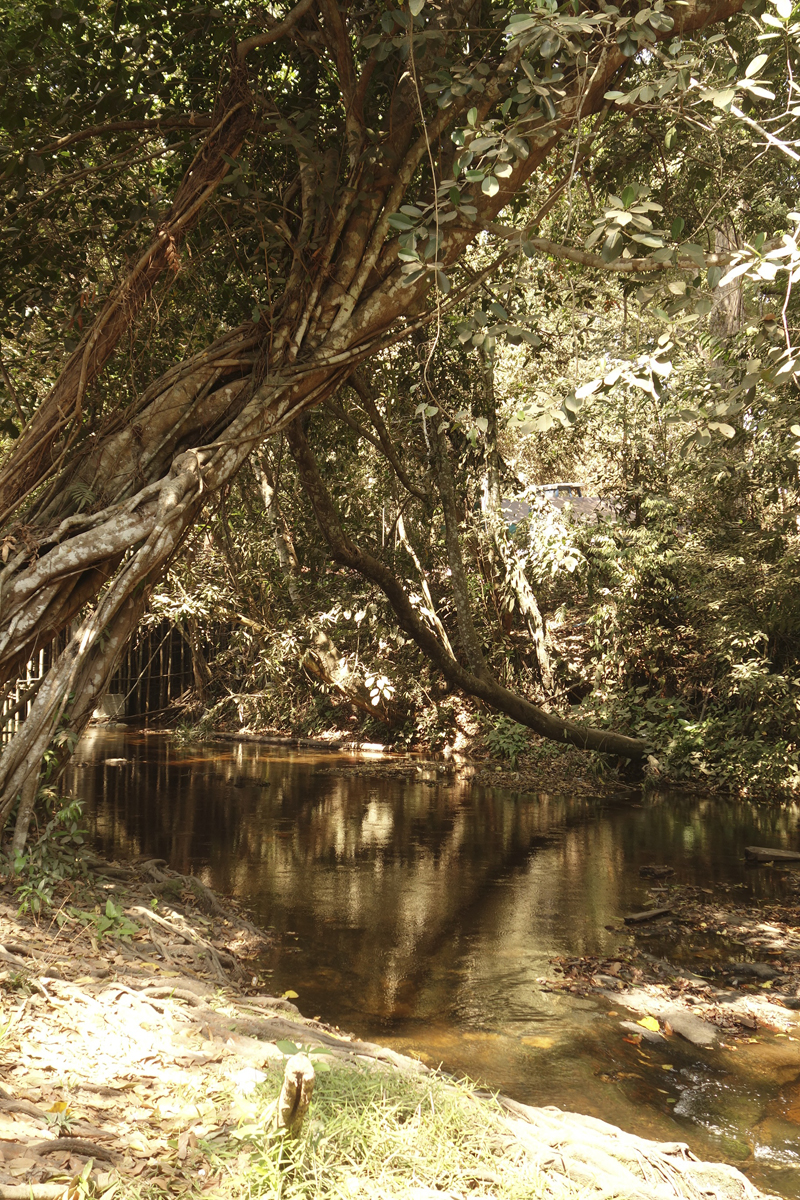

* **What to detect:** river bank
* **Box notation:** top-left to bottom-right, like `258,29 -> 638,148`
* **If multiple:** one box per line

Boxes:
0,854 -> 778,1200
163,724 -> 634,797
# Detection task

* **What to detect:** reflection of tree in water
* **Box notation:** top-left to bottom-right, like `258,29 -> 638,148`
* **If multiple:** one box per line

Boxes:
71,735 -> 800,1027
71,735 -> 632,1020
67,735 -> 800,1193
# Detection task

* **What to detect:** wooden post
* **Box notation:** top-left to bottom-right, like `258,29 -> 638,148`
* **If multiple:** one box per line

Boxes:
277,1054 -> 315,1137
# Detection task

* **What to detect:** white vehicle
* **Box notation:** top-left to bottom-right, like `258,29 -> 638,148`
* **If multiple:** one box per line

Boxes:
501,483 -> 614,530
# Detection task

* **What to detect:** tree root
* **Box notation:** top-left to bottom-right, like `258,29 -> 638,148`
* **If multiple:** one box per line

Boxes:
27,1137 -> 118,1164
129,905 -> 236,983
498,1098 -> 769,1200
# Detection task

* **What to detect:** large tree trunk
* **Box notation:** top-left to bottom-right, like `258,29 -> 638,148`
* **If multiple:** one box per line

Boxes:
0,0 -> 744,835
477,350 -> 553,693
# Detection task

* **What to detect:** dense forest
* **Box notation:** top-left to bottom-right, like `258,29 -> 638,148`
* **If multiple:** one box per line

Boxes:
1,0 -> 799,860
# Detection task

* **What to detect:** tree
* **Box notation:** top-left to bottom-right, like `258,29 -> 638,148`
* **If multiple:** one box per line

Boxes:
0,0 -> 781,841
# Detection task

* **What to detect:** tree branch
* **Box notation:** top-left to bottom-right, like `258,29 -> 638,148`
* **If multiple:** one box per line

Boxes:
236,0 -> 318,63
485,226 -> 760,274
0,357 -> 24,426
348,371 -> 428,499
37,117 -> 213,156
432,419 -> 490,681
286,419 -> 647,759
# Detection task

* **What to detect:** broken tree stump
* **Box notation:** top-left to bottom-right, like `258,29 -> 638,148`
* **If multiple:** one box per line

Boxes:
277,1053 -> 315,1137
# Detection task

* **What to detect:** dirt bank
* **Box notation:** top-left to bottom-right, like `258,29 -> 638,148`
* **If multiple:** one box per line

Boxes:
544,876 -> 800,1046
0,858 -> 776,1200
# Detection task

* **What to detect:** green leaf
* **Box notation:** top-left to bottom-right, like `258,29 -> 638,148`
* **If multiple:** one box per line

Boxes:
710,87 -> 736,109
739,81 -> 775,99
680,243 -> 706,267
409,0 -> 425,14
585,224 -> 605,249
506,135 -> 529,159
506,15 -> 539,34
467,107 -> 478,126
481,175 -> 500,196
276,1040 -> 300,1055
717,260 -> 752,288
620,184 -> 636,208
469,136 -> 499,152
745,52 -> 769,75
602,228 -> 623,262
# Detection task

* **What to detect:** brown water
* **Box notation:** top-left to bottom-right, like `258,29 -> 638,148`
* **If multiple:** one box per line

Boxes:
66,730 -> 800,1196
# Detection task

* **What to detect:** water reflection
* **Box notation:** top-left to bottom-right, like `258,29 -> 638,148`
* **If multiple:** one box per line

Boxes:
66,731 -> 800,1197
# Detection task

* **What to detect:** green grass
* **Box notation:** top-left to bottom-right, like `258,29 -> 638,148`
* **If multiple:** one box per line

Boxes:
213,1063 -> 551,1199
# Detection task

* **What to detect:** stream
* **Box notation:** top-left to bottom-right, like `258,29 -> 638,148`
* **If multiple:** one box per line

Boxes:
66,730 -> 800,1197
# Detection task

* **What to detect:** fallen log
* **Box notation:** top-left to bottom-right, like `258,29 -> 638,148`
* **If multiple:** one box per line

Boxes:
744,846 -> 800,863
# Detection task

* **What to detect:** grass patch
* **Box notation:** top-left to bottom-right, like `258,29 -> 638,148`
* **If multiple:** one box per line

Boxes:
208,1063 -> 550,1199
